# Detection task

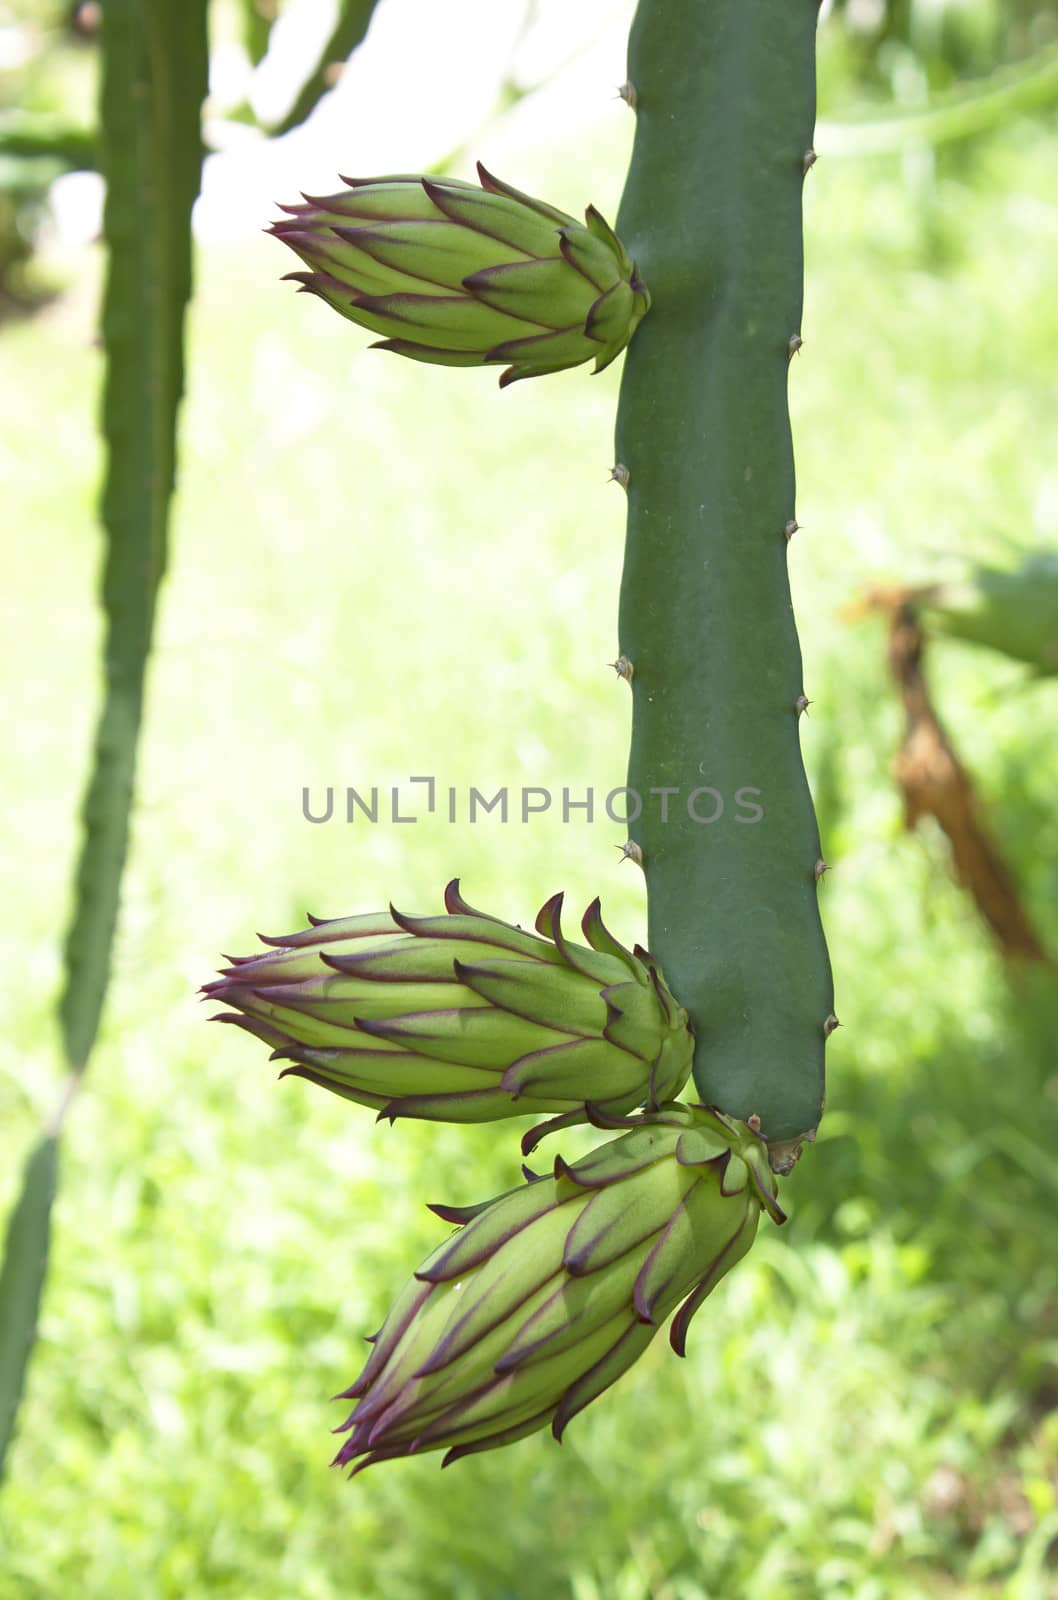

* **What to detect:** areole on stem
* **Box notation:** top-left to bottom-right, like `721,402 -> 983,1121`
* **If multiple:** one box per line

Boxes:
614,0 -> 835,1167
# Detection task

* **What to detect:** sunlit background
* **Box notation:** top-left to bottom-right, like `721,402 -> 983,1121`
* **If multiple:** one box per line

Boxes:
2,2 -> 1058,1595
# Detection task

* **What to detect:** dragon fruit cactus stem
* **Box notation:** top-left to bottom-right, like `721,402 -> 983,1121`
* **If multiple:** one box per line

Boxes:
613,0 -> 836,1166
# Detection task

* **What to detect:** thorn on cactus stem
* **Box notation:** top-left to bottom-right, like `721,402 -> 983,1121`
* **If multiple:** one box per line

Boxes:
823,1014 -> 841,1039
610,656 -> 634,683
618,840 -> 644,868
617,81 -> 638,110
610,463 -> 630,488
802,148 -> 817,174
784,519 -> 800,541
747,1114 -> 762,1133
787,333 -> 803,359
795,694 -> 811,717
814,859 -> 829,883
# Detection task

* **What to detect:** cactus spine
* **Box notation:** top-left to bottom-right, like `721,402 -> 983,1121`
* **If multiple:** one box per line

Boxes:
615,0 -> 835,1156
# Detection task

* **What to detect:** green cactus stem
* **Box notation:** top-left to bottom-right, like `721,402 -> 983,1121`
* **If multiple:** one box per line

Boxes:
614,0 -> 835,1162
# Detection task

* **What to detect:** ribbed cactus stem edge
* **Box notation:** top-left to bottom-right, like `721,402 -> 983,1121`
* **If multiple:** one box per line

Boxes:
615,0 -> 835,1155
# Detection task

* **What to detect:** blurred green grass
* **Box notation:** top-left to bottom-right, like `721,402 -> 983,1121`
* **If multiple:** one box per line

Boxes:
1,94 -> 1058,1599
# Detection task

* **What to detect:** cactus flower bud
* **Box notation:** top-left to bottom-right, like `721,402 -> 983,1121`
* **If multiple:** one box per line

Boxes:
204,880 -> 692,1124
268,163 -> 650,387
333,1105 -> 784,1473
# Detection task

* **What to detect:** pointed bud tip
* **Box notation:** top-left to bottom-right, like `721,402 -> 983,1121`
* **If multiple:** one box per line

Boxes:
534,890 -> 565,941
426,1200 -> 472,1224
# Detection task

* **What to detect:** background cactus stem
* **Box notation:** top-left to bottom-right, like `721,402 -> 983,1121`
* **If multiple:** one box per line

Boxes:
615,0 -> 835,1162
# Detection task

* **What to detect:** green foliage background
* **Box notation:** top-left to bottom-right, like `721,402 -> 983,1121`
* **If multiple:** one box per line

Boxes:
1,18 -> 1058,1599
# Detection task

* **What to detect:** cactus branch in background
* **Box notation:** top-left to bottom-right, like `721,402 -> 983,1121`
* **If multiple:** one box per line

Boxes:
0,111 -> 96,170
61,0 -> 208,1072
921,551 -> 1058,677
0,0 -> 208,1485
0,1132 -> 59,1480
817,40 -> 1058,158
614,0 -> 835,1164
847,554 -> 1058,679
267,0 -> 383,139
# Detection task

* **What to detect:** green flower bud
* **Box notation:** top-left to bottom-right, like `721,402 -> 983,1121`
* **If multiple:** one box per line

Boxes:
204,880 -> 692,1125
268,163 -> 650,386
333,1105 -> 784,1473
